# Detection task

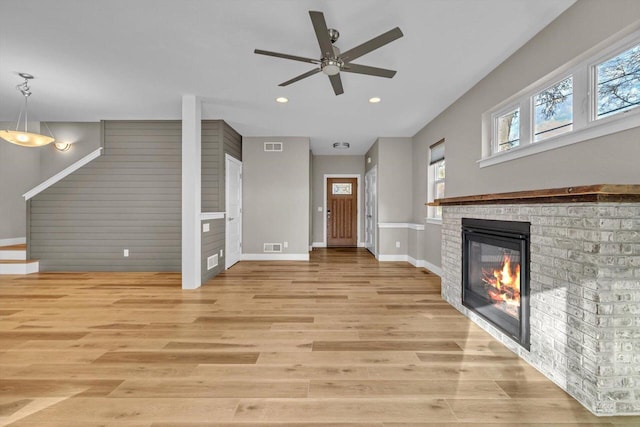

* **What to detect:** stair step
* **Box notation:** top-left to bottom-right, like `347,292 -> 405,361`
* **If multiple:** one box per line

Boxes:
0,244 -> 27,261
0,259 -> 39,275
0,244 -> 27,250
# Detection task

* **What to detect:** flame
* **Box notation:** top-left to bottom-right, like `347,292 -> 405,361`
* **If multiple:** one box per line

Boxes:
482,254 -> 520,317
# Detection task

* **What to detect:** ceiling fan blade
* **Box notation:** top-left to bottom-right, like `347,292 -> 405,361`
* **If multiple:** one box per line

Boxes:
279,68 -> 321,86
254,49 -> 320,65
341,63 -> 397,78
329,74 -> 344,95
340,27 -> 403,62
309,11 -> 335,59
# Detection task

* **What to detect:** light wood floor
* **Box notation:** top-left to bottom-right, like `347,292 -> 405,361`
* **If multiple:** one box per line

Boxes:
1,248 -> 638,426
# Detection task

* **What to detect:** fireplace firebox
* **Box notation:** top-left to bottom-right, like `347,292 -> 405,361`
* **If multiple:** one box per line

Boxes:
462,218 -> 530,350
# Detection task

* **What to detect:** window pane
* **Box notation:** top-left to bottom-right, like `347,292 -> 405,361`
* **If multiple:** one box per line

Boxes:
596,43 -> 640,119
435,181 -> 445,199
332,183 -> 352,195
533,76 -> 573,141
496,108 -> 519,152
434,160 -> 445,179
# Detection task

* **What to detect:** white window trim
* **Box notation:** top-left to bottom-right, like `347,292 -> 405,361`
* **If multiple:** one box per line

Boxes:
480,24 -> 640,168
427,158 -> 445,221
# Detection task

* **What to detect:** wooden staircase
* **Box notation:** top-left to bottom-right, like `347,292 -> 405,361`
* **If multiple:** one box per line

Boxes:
0,244 -> 39,275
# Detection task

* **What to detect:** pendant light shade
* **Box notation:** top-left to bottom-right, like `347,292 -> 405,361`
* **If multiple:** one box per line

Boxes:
0,130 -> 55,147
0,73 -> 55,148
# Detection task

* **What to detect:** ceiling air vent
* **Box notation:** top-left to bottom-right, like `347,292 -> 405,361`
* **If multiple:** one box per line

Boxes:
263,243 -> 282,253
264,142 -> 283,152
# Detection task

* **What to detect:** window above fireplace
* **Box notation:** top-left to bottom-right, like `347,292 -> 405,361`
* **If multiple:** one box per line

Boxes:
480,27 -> 640,168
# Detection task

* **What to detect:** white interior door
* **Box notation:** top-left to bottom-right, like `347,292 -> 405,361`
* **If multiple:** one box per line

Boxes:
364,166 -> 377,256
225,154 -> 242,269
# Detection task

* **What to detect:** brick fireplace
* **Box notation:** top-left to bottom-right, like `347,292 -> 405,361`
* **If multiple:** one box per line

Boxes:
434,185 -> 640,416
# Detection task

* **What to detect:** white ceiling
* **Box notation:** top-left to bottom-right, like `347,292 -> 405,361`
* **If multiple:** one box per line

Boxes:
0,0 -> 575,155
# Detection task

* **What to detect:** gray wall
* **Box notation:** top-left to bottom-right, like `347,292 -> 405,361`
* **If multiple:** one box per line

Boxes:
365,140 -> 378,173
311,155 -> 365,245
29,120 -> 182,271
377,138 -> 413,223
201,120 -> 241,283
201,218 -> 225,283
242,136 -> 310,256
0,123 -> 40,241
202,120 -> 242,212
413,0 -> 640,270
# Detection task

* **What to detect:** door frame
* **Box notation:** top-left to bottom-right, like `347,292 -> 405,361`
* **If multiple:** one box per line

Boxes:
225,153 -> 242,269
364,166 -> 378,256
323,174 -> 361,247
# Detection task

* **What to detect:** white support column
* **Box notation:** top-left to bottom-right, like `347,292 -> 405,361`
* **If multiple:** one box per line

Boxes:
181,95 -> 201,289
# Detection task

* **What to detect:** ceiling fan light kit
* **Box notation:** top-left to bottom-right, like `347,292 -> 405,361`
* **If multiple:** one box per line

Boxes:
0,73 -> 56,148
255,10 -> 403,95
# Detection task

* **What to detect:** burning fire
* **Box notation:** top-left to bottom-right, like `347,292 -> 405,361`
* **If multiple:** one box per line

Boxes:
482,254 -> 520,317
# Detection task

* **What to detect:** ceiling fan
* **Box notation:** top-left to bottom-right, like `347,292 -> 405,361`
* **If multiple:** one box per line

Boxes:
254,10 -> 403,96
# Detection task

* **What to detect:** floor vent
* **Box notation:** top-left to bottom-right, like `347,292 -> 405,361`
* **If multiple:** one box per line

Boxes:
264,142 -> 283,152
263,243 -> 282,253
207,254 -> 219,270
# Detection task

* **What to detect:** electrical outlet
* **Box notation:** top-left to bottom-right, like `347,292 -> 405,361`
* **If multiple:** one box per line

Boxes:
203,223 -> 210,232
395,241 -> 400,248
123,249 -> 129,257
283,241 -> 288,249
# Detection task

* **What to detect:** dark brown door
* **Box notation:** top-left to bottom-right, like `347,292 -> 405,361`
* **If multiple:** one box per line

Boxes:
327,178 -> 357,247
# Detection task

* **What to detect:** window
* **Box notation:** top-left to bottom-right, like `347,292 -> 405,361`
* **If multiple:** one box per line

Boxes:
595,43 -> 640,119
533,76 -> 573,141
482,30 -> 640,167
427,139 -> 445,221
495,107 -> 520,151
332,183 -> 352,195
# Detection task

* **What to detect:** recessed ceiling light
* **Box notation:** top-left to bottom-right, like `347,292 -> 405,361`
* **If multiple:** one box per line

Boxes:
275,97 -> 288,103
333,142 -> 350,149
369,97 -> 381,103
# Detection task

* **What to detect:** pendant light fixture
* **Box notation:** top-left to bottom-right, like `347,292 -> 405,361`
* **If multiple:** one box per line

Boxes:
0,73 -> 55,147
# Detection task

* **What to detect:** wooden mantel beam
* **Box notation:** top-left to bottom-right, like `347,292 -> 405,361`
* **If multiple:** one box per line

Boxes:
428,184 -> 640,206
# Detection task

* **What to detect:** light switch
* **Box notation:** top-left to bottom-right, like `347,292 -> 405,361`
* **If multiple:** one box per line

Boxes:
203,223 -> 210,232
317,206 -> 323,212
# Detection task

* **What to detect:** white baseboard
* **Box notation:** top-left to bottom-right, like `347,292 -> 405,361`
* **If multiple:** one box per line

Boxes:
378,254 -> 409,262
0,237 -> 26,247
357,241 -> 365,247
420,259 -> 443,277
407,256 -> 443,277
242,253 -> 310,261
378,254 -> 443,277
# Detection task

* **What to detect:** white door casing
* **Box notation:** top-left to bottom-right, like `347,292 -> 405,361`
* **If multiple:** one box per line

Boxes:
225,154 -> 242,269
364,166 -> 377,256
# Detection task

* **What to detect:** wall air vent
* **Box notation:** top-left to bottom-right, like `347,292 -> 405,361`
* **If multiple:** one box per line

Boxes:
264,142 -> 283,152
207,254 -> 219,270
263,243 -> 282,253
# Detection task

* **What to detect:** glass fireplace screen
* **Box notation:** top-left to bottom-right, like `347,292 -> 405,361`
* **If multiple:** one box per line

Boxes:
466,241 -> 521,320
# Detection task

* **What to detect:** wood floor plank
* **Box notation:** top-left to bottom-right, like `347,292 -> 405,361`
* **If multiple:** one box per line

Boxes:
93,350 -> 260,364
308,379 -> 509,399
109,379 -> 309,398
0,248 -> 636,425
